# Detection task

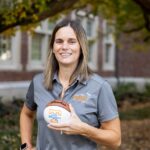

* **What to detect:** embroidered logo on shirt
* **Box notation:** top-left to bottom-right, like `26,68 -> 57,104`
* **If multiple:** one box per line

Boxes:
72,94 -> 88,102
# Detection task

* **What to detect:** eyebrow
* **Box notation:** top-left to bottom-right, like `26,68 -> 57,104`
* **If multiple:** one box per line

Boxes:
55,38 -> 77,41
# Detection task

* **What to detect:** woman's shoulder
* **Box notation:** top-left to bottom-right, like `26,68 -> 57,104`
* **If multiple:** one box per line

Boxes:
33,72 -> 44,82
89,73 -> 110,86
88,73 -> 112,90
90,73 -> 105,83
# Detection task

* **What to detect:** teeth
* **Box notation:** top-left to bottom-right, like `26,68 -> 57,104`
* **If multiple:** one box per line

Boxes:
61,53 -> 71,57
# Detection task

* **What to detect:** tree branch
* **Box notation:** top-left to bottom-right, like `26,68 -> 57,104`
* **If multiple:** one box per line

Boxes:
133,0 -> 150,31
0,0 -> 80,33
123,25 -> 145,33
133,0 -> 150,12
143,12 -> 150,31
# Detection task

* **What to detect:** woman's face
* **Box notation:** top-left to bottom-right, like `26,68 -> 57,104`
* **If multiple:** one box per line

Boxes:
53,26 -> 81,68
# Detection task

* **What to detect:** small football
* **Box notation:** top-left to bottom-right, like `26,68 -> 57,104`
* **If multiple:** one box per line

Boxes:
43,100 -> 71,124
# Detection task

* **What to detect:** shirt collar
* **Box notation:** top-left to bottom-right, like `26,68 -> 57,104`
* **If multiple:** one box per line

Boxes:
77,75 -> 87,85
53,72 -> 87,85
53,72 -> 59,83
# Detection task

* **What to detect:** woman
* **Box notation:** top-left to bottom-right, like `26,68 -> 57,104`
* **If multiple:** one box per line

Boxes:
20,19 -> 121,150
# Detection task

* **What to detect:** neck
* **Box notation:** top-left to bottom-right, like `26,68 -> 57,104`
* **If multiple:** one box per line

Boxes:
58,66 -> 74,82
58,66 -> 76,99
58,64 -> 77,87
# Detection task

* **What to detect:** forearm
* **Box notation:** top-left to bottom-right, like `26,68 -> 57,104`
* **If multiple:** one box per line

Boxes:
20,108 -> 35,148
80,122 -> 121,149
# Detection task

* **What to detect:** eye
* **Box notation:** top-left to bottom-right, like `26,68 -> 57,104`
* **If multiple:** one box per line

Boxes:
68,39 -> 77,44
55,39 -> 63,44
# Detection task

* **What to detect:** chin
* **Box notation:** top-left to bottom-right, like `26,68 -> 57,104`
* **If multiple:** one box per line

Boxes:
59,62 -> 77,67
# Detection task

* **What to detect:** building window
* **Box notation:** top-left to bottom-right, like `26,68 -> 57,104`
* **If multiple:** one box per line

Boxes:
31,33 -> 43,61
86,16 -> 98,71
86,19 -> 93,37
0,32 -> 21,70
27,19 -> 54,71
48,22 -> 56,31
105,43 -> 111,63
0,36 -> 11,61
74,11 -> 99,71
102,20 -> 115,71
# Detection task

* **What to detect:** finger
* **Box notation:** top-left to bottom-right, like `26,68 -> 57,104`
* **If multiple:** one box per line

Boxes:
63,131 -> 76,135
47,124 -> 62,131
48,123 -> 68,128
63,131 -> 70,135
69,104 -> 76,114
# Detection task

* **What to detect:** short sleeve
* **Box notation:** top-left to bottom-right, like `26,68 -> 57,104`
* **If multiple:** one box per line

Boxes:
98,81 -> 119,122
25,80 -> 37,111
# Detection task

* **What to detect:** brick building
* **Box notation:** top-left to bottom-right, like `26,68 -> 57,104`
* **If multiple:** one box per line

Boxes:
0,11 -> 150,101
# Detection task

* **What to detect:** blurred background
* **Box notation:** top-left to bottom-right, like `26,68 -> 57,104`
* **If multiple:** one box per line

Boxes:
0,0 -> 150,149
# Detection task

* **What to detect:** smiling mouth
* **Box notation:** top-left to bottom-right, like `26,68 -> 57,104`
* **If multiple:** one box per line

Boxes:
60,53 -> 72,57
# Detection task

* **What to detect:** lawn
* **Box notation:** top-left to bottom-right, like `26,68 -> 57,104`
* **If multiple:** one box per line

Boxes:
0,99 -> 150,150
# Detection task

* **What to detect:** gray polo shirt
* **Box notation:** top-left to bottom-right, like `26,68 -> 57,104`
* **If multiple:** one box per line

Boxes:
25,73 -> 119,150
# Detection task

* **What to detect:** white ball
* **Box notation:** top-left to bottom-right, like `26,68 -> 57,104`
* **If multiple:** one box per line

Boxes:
43,105 -> 71,124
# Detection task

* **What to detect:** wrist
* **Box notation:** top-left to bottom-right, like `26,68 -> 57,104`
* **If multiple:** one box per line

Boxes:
20,143 -> 28,150
80,122 -> 97,137
79,122 -> 89,136
20,143 -> 32,150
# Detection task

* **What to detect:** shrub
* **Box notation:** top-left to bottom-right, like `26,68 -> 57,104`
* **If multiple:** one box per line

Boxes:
114,82 -> 150,107
144,84 -> 150,98
114,83 -> 137,101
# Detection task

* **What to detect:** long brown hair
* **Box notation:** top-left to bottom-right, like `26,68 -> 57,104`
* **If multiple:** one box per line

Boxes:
44,19 -> 91,90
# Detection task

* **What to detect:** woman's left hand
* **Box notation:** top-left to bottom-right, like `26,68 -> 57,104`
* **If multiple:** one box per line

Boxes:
47,104 -> 85,135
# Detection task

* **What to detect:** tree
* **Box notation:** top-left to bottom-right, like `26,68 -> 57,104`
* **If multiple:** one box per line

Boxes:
96,0 -> 150,40
134,0 -> 150,31
0,0 -> 80,33
0,0 -> 149,37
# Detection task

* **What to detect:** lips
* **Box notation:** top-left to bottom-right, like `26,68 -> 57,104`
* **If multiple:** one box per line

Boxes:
60,53 -> 72,58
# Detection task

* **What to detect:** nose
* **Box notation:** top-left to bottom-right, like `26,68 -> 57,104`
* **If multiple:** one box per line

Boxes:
62,42 -> 69,50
